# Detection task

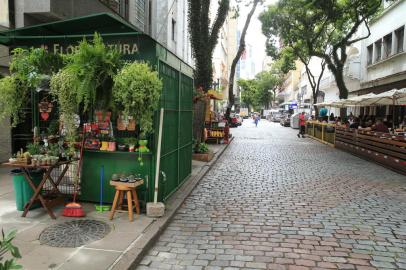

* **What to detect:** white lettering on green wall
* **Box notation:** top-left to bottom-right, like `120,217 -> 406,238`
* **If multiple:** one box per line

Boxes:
41,43 -> 138,55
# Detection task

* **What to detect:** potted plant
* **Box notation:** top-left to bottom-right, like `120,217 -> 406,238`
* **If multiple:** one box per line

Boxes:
192,142 -> 214,162
113,62 -> 162,140
124,138 -> 137,152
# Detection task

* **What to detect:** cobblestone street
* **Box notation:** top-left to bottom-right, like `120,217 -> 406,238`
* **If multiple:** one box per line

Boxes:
138,120 -> 406,270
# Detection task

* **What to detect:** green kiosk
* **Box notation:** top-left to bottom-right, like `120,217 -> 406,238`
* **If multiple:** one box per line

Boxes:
0,13 -> 194,206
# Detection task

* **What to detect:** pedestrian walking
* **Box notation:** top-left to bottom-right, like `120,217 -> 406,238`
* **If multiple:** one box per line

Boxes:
254,114 -> 260,127
297,112 -> 306,138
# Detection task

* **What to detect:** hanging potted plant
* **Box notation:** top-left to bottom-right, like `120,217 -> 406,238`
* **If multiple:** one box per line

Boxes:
113,62 -> 162,146
0,47 -> 63,127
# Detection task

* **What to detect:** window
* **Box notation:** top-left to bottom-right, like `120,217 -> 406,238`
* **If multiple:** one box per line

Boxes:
367,44 -> 373,65
374,40 -> 382,62
395,26 -> 404,53
383,33 -> 392,58
171,19 -> 176,42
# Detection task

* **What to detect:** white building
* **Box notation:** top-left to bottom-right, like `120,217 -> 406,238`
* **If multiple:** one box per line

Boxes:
359,0 -> 406,94
211,4 -> 238,109
152,0 -> 193,66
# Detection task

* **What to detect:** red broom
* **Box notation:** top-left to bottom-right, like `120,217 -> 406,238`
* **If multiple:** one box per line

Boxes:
63,135 -> 85,217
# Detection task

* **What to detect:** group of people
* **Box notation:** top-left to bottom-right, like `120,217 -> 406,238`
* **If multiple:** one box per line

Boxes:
310,112 -> 406,134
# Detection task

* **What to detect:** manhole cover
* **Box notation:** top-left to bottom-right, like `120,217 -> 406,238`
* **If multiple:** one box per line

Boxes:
39,220 -> 111,247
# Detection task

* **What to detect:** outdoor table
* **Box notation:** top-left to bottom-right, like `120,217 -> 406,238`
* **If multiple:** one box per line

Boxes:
2,160 -> 76,219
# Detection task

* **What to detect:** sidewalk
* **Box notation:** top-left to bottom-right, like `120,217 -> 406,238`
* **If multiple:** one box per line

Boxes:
0,142 -> 230,270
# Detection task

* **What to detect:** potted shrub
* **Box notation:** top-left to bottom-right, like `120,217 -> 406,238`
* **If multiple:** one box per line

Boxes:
124,138 -> 137,152
192,142 -> 214,162
113,62 -> 162,141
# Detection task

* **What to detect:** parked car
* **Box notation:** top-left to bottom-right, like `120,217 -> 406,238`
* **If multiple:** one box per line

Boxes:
270,112 -> 282,122
229,113 -> 240,127
280,114 -> 291,127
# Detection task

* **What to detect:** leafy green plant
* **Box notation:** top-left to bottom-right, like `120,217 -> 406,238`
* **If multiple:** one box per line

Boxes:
52,33 -> 122,115
113,62 -> 162,138
26,143 -> 42,155
195,142 -> 209,154
47,119 -> 60,135
0,229 -> 22,270
0,77 -> 27,127
47,143 -> 60,157
124,137 -> 138,146
0,48 -> 63,127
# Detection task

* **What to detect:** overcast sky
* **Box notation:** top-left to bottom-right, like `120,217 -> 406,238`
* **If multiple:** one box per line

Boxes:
235,0 -> 277,77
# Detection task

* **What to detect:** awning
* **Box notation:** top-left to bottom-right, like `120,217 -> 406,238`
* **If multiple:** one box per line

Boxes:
357,88 -> 406,106
0,13 -> 141,45
207,89 -> 224,100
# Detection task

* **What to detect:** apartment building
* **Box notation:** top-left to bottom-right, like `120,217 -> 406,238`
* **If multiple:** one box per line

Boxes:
359,0 -> 406,94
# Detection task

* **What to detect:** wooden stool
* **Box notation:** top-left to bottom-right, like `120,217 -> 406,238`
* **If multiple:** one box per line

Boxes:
109,180 -> 143,221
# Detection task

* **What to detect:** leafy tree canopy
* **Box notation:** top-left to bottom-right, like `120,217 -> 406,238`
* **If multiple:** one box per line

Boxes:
260,0 -> 391,99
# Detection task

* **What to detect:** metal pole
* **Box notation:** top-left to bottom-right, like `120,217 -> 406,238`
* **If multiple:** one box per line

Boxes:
392,98 -> 395,130
154,108 -> 164,203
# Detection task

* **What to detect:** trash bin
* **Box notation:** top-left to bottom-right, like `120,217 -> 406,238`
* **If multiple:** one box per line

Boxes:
11,169 -> 43,211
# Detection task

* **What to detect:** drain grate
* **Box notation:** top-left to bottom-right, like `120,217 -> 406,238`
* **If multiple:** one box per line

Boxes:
39,220 -> 111,248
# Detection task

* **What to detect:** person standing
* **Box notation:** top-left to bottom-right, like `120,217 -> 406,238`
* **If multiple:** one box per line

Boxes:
297,112 -> 306,138
254,114 -> 260,127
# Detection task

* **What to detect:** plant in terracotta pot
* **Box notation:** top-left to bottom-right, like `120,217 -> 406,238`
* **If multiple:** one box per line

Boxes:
124,137 -> 137,152
113,62 -> 162,141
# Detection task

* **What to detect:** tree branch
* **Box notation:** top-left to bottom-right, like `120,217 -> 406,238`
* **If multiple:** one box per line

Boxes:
209,0 -> 230,52
227,0 -> 260,110
347,19 -> 371,45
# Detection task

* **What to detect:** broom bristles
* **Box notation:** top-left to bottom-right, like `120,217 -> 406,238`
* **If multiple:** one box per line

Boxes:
62,206 -> 85,217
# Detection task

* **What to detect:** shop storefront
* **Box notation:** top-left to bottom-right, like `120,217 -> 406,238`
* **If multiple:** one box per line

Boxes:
0,13 -> 194,211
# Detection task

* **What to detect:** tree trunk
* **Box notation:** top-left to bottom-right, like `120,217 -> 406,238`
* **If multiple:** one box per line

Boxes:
331,64 -> 348,99
193,99 -> 206,143
225,0 -> 259,120
313,95 -> 319,117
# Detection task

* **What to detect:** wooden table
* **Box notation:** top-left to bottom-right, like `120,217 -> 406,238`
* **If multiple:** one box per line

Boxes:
2,160 -> 75,219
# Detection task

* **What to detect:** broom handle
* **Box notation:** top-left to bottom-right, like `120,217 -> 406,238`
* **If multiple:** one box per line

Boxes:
73,133 -> 86,202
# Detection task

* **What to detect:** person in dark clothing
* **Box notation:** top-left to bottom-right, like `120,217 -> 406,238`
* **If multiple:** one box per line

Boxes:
373,120 -> 389,133
349,117 -> 360,129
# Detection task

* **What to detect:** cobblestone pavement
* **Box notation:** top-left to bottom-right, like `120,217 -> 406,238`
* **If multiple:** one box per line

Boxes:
137,121 -> 406,270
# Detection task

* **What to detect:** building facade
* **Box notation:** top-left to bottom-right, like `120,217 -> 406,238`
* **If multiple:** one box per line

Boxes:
151,0 -> 193,66
211,5 -> 238,111
359,0 -> 406,94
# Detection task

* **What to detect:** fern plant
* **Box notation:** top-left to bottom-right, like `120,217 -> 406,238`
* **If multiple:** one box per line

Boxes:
61,33 -> 122,114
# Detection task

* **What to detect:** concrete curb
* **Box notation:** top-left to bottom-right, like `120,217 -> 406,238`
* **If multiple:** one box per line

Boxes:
109,137 -> 233,270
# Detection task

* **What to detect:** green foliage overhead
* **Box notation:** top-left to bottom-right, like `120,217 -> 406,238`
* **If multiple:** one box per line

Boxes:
239,79 -> 260,110
239,70 -> 282,110
113,62 -> 162,138
260,0 -> 389,99
0,229 -> 22,270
